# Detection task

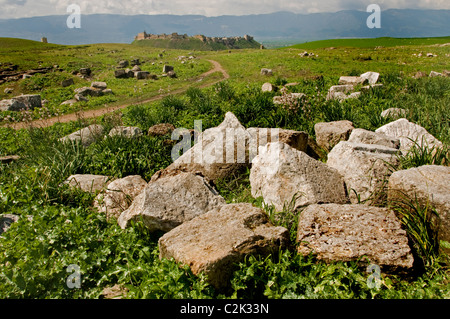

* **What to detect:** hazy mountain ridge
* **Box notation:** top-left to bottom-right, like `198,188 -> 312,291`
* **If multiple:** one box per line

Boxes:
0,9 -> 448,45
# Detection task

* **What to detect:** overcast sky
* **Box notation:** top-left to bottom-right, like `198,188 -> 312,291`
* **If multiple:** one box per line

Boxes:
1,0 -> 449,19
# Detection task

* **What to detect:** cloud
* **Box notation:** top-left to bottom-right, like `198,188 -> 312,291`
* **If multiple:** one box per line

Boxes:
0,0 -> 449,19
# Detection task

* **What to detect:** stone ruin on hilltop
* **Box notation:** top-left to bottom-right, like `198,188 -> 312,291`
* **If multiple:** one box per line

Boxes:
134,31 -> 255,46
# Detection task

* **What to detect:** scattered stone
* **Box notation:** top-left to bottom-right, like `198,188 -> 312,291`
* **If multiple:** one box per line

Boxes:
94,175 -> 147,220
59,124 -> 104,147
375,118 -> 443,153
118,60 -> 129,68
114,69 -> 129,79
3,88 -> 13,94
314,120 -> 354,152
388,165 -> 450,243
326,84 -> 354,101
108,126 -> 143,138
298,51 -> 314,57
63,174 -> 114,193
429,71 -> 444,77
79,68 -> 91,76
167,70 -> 177,78
296,204 -> 414,271
260,68 -> 273,76
131,58 -> 140,66
0,155 -> 20,164
163,65 -> 174,73
250,142 -> 349,212
61,78 -> 74,87
135,71 -> 150,80
262,83 -> 275,92
338,76 -> 367,85
148,123 -> 175,137
91,81 -> 107,90
60,99 -> 78,106
22,74 -> 32,79
131,65 -> 141,72
101,284 -> 128,299
12,94 -> 42,110
361,83 -> 384,91
118,172 -> 226,232
348,128 -> 400,149
380,108 -> 407,119
327,141 -> 400,204
160,112 -> 250,183
0,214 -> 20,236
74,86 -> 103,97
413,71 -> 427,79
0,99 -> 26,111
273,92 -> 306,106
360,71 -> 380,85
158,203 -> 289,289
247,127 -> 308,156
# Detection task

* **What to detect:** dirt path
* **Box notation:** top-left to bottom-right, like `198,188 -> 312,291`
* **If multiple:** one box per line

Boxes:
9,59 -> 229,130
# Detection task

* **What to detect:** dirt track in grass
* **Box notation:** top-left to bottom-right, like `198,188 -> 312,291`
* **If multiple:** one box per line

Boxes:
9,59 -> 230,130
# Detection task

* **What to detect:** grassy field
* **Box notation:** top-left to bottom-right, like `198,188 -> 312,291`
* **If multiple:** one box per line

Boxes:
0,37 -> 449,299
287,36 -> 450,49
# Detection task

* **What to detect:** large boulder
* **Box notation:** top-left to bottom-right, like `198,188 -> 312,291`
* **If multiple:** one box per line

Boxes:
388,165 -> 450,242
59,124 -> 104,147
13,94 -> 42,109
296,204 -> 414,271
94,175 -> 147,220
247,127 -> 308,158
118,172 -> 226,232
375,118 -> 443,153
158,203 -> 289,289
250,142 -> 349,212
327,141 -> 400,204
0,99 -> 26,111
160,112 -> 250,183
347,128 -> 400,149
314,120 -> 354,151
0,94 -> 41,111
63,174 -> 114,193
148,123 -> 175,137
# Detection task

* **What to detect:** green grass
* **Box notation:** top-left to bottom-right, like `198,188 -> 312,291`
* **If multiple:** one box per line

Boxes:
286,36 -> 450,50
0,36 -> 449,299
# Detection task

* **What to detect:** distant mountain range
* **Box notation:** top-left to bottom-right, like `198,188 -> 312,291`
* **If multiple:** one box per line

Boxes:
0,9 -> 449,46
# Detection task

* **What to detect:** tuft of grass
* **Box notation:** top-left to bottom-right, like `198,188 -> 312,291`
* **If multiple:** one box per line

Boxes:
389,193 -> 443,268
396,138 -> 449,169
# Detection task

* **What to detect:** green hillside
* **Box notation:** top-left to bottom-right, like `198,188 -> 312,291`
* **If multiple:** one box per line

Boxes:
0,37 -> 62,51
286,36 -> 450,49
133,38 -> 261,51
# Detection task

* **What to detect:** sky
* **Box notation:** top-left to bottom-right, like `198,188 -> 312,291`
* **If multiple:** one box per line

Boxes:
1,0 -> 449,19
